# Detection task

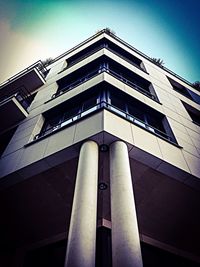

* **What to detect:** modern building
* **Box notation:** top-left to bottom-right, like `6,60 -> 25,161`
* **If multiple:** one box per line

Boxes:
0,29 -> 200,267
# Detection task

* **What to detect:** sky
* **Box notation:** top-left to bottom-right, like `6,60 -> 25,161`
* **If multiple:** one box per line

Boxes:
0,0 -> 200,84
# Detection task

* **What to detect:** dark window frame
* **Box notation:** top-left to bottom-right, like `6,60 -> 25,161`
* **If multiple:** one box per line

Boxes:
182,101 -> 200,127
64,38 -> 147,73
33,84 -> 178,146
168,77 -> 200,105
52,56 -> 159,103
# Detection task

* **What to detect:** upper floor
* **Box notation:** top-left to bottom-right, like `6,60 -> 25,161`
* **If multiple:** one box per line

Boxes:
0,29 -> 200,187
1,29 -> 200,266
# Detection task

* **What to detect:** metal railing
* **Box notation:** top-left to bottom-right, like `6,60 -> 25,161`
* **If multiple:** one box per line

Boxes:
52,67 -> 101,98
65,44 -> 105,69
62,44 -> 145,73
0,86 -> 32,110
35,101 -> 174,143
107,67 -> 156,100
53,66 -> 156,100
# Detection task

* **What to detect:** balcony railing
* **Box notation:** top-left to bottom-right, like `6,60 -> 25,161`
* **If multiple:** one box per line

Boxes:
0,61 -> 47,88
35,101 -> 175,144
53,68 -> 101,98
0,87 -> 32,110
63,44 -> 146,73
52,66 -> 157,101
66,45 -> 105,69
107,68 -> 157,100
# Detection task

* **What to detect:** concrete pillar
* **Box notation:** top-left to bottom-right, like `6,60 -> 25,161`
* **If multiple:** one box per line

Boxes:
110,141 -> 143,267
65,141 -> 99,267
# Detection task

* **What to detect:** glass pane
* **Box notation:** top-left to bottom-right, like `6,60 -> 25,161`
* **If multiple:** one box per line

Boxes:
111,95 -> 126,111
44,115 -> 61,131
63,107 -> 79,120
189,90 -> 200,105
82,96 -> 97,111
127,104 -> 145,121
146,114 -> 165,132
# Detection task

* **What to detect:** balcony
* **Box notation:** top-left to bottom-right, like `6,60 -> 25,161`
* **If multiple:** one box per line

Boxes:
35,100 -> 176,145
0,61 -> 47,100
64,38 -> 146,72
53,58 -> 157,101
0,88 -> 33,131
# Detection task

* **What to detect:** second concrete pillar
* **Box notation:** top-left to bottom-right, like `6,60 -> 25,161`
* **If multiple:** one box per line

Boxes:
110,141 -> 143,267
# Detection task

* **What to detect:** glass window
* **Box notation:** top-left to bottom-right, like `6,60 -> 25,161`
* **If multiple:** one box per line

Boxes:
56,56 -> 156,101
38,84 -> 176,144
81,96 -> 99,116
189,111 -> 200,125
110,95 -> 126,117
168,77 -> 200,104
82,96 -> 98,111
188,90 -> 200,105
43,115 -> 61,134
146,113 -> 165,132
182,102 -> 200,126
111,96 -> 126,111
63,106 -> 80,120
127,104 -> 145,121
61,106 -> 80,127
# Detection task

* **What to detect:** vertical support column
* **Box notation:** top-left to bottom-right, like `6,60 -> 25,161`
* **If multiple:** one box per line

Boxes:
110,141 -> 143,267
65,141 -> 99,267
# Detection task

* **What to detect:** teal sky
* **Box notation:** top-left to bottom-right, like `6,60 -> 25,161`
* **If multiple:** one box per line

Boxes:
0,0 -> 199,83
